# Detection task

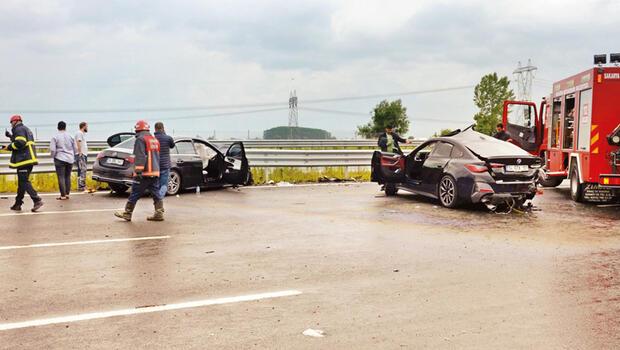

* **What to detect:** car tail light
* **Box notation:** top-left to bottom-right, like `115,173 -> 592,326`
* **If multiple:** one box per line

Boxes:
465,164 -> 488,173
96,152 -> 104,160
489,163 -> 504,169
126,155 -> 135,164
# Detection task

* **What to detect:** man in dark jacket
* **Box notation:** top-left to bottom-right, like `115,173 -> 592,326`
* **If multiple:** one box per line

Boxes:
1,115 -> 43,212
493,123 -> 512,141
154,122 -> 175,198
115,120 -> 163,222
377,125 -> 410,154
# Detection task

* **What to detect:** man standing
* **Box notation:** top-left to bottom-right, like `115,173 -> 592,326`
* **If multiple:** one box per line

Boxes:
493,123 -> 512,141
378,125 -> 410,154
0,115 -> 43,212
154,122 -> 175,198
75,122 -> 89,192
50,121 -> 76,200
115,120 -> 164,222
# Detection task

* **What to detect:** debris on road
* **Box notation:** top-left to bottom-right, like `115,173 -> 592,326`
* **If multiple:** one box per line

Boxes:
303,329 -> 325,338
205,250 -> 215,254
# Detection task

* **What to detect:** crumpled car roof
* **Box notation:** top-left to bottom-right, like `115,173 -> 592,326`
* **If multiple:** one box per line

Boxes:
448,128 -> 532,158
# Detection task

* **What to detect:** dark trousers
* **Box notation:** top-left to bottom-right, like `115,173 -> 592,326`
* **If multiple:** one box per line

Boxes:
54,159 -> 73,197
15,165 -> 41,205
128,177 -> 161,204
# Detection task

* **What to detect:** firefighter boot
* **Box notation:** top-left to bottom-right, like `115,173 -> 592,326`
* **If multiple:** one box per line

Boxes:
114,202 -> 135,222
147,201 -> 164,222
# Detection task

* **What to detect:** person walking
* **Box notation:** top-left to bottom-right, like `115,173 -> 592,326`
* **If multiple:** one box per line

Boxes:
75,122 -> 89,192
378,125 -> 410,154
0,115 -> 43,212
50,121 -> 76,200
154,122 -> 175,198
115,120 -> 164,222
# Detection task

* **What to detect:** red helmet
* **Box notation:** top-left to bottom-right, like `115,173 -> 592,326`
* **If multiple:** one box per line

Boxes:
10,115 -> 22,123
134,120 -> 150,132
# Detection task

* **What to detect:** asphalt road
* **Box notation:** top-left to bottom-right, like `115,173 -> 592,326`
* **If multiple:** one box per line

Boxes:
0,183 -> 619,349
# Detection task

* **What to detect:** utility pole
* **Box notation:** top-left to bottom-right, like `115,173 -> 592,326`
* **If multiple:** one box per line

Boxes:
513,59 -> 537,101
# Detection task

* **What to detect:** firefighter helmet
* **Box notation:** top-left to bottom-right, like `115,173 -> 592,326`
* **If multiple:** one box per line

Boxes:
134,120 -> 150,132
10,115 -> 22,123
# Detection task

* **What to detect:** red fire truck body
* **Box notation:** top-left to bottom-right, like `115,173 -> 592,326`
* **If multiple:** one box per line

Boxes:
503,66 -> 620,202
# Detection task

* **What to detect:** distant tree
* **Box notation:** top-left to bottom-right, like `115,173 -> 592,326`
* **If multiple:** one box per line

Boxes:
432,128 -> 453,137
357,99 -> 409,138
473,73 -> 514,135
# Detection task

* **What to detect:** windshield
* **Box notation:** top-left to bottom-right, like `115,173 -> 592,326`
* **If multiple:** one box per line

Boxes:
451,129 -> 531,158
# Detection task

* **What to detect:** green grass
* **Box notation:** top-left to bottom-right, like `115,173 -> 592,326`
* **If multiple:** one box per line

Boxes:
0,167 -> 371,193
0,172 -> 108,193
250,167 -> 370,185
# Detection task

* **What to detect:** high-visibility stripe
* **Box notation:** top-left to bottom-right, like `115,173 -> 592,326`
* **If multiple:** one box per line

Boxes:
591,125 -> 598,132
135,165 -> 145,170
9,158 -> 38,168
14,136 -> 27,142
591,133 -> 599,145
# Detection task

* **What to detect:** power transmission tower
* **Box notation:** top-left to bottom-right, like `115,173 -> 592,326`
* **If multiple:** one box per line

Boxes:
288,90 -> 299,127
513,59 -> 537,101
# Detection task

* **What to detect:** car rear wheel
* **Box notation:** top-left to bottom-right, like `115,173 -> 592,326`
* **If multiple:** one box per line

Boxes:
438,175 -> 459,208
385,183 -> 398,196
167,170 -> 182,196
109,183 -> 128,194
570,165 -> 584,202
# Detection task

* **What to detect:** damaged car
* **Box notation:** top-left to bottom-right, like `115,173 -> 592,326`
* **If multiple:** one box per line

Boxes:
93,132 -> 252,195
371,127 -> 543,211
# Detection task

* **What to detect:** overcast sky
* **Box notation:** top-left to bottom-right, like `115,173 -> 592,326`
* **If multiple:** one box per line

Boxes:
0,0 -> 618,139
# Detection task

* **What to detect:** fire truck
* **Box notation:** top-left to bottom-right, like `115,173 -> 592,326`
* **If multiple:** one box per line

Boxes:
502,57 -> 620,203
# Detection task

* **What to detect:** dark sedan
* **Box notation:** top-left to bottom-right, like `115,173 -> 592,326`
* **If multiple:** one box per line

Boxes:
93,132 -> 252,195
371,128 -> 543,210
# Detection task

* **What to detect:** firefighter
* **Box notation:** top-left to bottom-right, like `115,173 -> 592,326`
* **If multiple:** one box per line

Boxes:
0,115 -> 43,212
493,123 -> 512,141
114,120 -> 164,222
378,125 -> 410,154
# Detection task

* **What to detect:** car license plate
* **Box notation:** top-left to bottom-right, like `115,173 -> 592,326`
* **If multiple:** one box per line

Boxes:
505,165 -> 528,172
106,158 -> 124,166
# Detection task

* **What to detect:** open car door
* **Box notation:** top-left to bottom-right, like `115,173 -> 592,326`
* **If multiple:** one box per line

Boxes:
502,101 -> 540,153
223,142 -> 250,185
371,151 -> 406,184
106,132 -> 135,147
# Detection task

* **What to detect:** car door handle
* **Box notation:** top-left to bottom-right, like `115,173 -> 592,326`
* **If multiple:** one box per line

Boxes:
434,165 -> 443,169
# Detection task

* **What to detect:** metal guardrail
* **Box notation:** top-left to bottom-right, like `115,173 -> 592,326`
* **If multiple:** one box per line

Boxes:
31,139 -> 424,149
0,140 -> 424,175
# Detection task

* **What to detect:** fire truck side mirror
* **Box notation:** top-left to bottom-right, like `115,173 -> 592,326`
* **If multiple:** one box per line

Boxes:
607,124 -> 620,146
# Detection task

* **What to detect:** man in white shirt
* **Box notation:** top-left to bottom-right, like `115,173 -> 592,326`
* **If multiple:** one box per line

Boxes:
75,122 -> 89,192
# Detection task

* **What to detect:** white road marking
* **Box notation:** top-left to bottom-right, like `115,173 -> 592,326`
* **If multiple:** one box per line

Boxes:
0,208 -> 121,217
0,191 -> 109,198
0,235 -> 170,251
0,290 -> 302,331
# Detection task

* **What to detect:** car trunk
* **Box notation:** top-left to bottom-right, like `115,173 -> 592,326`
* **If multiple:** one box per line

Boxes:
484,155 -> 542,181
98,147 -> 134,171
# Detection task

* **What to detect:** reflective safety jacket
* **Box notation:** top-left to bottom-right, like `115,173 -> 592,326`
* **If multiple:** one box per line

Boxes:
133,131 -> 160,177
7,123 -> 38,169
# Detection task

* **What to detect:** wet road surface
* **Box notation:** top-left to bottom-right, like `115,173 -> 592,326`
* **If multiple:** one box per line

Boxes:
0,183 -> 619,349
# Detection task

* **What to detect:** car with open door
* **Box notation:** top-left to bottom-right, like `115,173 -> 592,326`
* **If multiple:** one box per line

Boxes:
92,133 -> 252,195
371,127 -> 542,210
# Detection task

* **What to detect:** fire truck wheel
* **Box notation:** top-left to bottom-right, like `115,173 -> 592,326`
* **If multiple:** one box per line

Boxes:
570,166 -> 584,202
538,175 -> 564,188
